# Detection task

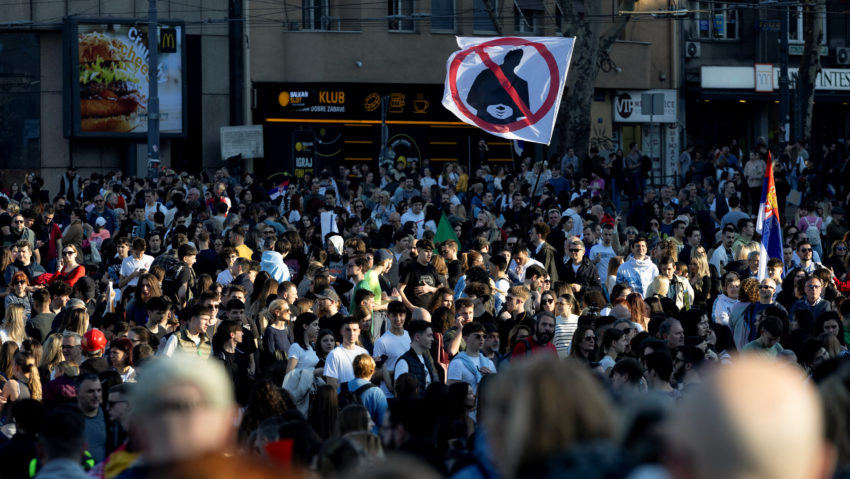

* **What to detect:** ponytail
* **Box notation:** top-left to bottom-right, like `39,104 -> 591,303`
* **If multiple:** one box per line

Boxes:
27,362 -> 41,401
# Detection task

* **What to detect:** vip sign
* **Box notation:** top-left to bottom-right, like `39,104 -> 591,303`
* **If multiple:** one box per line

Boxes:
613,90 -> 677,123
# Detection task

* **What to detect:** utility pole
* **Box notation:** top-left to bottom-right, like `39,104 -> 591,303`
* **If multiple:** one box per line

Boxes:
147,0 -> 160,179
778,4 -> 790,144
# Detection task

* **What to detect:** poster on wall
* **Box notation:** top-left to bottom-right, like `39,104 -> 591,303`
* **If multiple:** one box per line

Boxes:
64,18 -> 186,138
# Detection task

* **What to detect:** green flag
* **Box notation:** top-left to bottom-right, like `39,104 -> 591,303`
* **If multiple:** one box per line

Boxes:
434,212 -> 460,252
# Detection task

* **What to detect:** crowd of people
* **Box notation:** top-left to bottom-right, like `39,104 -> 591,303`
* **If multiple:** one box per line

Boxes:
0,138 -> 848,478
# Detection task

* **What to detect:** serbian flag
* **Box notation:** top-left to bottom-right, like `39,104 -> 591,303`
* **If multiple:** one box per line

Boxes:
756,151 -> 784,281
442,37 -> 575,145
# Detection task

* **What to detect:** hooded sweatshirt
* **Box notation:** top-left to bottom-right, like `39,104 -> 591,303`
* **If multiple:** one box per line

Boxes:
616,257 -> 659,298
712,293 -> 739,326
260,250 -> 290,283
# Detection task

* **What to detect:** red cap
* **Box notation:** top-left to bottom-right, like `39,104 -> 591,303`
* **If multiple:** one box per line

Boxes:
82,329 -> 107,352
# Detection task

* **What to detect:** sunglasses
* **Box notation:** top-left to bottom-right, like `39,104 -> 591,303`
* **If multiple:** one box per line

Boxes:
584,336 -> 596,341
759,285 -> 774,290
62,251 -> 75,256
799,248 -> 812,253
12,281 -> 26,286
569,248 -> 582,253
13,220 -> 23,224
542,298 -> 554,303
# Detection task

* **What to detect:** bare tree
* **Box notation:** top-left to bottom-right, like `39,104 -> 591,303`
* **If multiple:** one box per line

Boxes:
797,0 -> 824,145
552,0 -> 635,161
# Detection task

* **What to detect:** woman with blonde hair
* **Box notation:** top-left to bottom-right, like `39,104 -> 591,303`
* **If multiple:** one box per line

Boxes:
1,351 -> 42,409
40,333 -> 64,379
263,299 -> 293,363
0,304 -> 26,347
736,240 -> 761,262
482,357 -> 615,478
0,342 -> 18,382
61,308 -> 89,337
689,248 -> 713,306
645,275 -> 670,299
606,256 -> 625,296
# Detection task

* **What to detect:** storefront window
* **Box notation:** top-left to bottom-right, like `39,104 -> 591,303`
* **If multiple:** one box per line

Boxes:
0,33 -> 40,169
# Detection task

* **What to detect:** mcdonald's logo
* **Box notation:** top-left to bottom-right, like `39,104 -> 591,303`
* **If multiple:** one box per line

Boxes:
159,28 -> 177,53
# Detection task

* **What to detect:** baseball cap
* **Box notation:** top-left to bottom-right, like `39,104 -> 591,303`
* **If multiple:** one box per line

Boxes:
82,329 -> 107,353
95,217 -> 107,227
130,354 -> 234,418
316,288 -> 340,303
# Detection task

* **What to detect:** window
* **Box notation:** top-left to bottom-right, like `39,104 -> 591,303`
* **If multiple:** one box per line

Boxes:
514,0 -> 542,34
694,1 -> 738,40
303,0 -> 330,30
0,33 -> 40,169
473,0 -> 500,33
788,5 -> 827,44
388,0 -> 414,31
431,0 -> 455,31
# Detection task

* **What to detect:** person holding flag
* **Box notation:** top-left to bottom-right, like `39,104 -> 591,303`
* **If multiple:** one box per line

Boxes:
756,150 -> 784,281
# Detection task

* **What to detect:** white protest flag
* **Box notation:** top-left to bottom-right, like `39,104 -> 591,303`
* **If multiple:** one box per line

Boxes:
442,36 -> 575,145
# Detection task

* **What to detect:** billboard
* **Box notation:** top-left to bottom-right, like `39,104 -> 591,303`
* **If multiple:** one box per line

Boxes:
64,18 -> 186,138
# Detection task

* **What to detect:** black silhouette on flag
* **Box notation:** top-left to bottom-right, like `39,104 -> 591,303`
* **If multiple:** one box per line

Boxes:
465,49 -> 530,125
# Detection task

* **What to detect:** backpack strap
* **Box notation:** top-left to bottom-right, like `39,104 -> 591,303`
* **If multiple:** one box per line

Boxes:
354,383 -> 376,397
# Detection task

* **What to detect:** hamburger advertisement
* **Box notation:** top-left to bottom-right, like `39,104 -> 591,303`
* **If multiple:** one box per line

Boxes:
66,20 -> 185,137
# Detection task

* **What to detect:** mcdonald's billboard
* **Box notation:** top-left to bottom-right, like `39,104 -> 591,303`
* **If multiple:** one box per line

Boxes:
63,18 -> 187,138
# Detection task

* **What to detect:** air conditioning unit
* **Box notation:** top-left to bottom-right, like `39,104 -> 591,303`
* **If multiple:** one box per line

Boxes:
837,47 -> 850,65
685,41 -> 701,59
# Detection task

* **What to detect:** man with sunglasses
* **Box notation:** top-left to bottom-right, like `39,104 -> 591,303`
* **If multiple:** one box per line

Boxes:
559,237 -> 601,290
3,214 -> 37,259
794,240 -> 823,274
447,321 -> 495,391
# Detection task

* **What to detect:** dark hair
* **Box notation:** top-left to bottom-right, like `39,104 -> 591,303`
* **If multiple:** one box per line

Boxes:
387,300 -> 407,316
611,358 -> 642,384
601,327 -> 625,351
308,385 -> 339,440
759,316 -> 783,338
461,321 -> 485,337
293,313 -> 318,350
644,351 -> 673,382
407,319 -> 432,339
39,405 -> 86,460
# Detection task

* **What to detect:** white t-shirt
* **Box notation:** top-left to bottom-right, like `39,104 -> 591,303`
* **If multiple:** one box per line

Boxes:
373,330 -> 411,397
216,269 -> 233,285
400,210 -> 426,238
120,254 -> 154,287
288,342 -> 320,370
394,351 -> 432,388
588,243 -> 616,284
324,344 -> 369,383
447,353 -> 495,390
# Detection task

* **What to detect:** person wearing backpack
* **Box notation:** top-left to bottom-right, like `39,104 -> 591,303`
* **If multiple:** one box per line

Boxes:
446,322 -> 495,392
339,354 -> 386,434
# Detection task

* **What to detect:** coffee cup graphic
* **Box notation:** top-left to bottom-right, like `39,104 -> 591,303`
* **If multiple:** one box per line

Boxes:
414,95 -> 429,113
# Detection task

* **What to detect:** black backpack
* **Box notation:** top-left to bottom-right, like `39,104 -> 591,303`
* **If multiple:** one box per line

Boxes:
338,381 -> 376,410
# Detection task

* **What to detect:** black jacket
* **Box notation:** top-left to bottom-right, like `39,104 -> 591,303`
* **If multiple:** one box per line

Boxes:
558,257 -> 602,289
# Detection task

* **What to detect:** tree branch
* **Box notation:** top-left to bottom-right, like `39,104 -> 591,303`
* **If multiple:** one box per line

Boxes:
480,0 -> 503,36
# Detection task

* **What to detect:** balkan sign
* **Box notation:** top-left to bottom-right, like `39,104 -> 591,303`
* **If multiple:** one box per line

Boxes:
613,90 -> 677,123
442,36 -> 575,145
